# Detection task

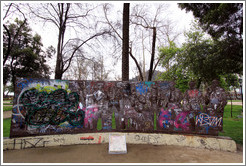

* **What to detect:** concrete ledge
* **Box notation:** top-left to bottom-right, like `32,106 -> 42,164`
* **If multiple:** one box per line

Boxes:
3,132 -> 237,152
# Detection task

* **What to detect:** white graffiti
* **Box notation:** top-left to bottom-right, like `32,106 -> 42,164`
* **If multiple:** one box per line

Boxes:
196,113 -> 222,127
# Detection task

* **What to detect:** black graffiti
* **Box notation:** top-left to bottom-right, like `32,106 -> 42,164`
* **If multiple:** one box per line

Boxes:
20,89 -> 85,127
11,138 -> 49,149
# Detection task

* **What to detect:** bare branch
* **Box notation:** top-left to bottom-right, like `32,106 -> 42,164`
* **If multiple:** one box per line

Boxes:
129,47 -> 144,81
63,31 -> 111,73
103,4 -> 122,40
3,3 -> 13,20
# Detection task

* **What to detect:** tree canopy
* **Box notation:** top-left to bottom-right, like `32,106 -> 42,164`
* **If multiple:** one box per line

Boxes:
3,18 -> 51,89
158,20 -> 242,91
178,3 -> 243,75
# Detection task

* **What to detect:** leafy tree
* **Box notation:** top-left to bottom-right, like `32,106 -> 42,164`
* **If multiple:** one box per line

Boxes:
3,18 -> 51,91
3,84 -> 14,98
157,41 -> 193,92
178,3 -> 243,75
158,22 -> 230,90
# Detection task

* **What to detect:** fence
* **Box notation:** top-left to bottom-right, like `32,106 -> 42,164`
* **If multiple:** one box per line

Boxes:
10,78 -> 227,138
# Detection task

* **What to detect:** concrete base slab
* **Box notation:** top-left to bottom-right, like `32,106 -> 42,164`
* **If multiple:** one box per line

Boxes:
3,132 -> 237,152
108,134 -> 127,154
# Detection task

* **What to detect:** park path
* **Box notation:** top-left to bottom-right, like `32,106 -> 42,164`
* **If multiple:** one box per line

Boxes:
3,143 -> 243,163
3,111 -> 12,119
228,102 -> 243,106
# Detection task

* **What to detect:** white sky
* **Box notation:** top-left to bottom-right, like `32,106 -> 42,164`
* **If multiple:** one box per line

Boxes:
30,2 -> 194,48
2,1 -> 195,80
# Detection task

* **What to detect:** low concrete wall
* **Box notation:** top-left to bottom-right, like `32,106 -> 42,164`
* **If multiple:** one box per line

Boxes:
3,132 -> 237,152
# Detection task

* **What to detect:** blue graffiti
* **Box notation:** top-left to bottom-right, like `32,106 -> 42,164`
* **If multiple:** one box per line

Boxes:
145,82 -> 155,88
102,126 -> 112,130
159,82 -> 170,90
136,83 -> 148,95
17,78 -> 33,90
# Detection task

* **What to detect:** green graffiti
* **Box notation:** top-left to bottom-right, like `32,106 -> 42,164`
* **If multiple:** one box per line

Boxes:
19,88 -> 84,128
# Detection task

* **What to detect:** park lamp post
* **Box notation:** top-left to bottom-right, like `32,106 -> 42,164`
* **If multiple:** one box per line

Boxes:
239,78 -> 243,109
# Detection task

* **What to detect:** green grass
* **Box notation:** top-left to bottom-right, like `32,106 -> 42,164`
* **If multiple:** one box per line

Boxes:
3,105 -> 13,112
3,103 -> 13,106
3,118 -> 11,137
223,105 -> 243,118
219,105 -> 243,144
3,100 -> 13,103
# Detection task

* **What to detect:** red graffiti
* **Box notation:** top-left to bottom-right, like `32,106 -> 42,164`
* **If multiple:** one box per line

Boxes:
80,136 -> 94,140
188,90 -> 199,98
98,136 -> 102,144
104,82 -> 115,91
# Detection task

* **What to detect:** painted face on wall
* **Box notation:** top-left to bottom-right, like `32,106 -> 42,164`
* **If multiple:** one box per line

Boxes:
134,100 -> 143,113
108,87 -> 114,100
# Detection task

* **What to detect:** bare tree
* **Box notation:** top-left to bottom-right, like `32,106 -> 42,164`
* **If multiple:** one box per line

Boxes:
64,53 -> 111,81
103,3 -> 181,81
28,3 -> 111,79
130,4 -> 169,81
103,3 -> 144,81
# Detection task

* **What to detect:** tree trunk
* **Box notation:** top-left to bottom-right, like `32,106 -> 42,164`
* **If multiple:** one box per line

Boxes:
122,3 -> 130,81
54,3 -> 68,80
148,27 -> 156,81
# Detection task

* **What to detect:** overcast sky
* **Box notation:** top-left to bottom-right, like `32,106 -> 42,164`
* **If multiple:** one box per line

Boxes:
2,1 -> 195,80
29,2 -> 194,49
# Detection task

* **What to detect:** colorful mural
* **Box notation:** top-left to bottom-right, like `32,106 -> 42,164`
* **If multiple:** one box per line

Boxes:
10,78 -> 227,138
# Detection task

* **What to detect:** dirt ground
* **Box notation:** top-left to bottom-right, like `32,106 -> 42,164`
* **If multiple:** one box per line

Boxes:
3,143 -> 243,163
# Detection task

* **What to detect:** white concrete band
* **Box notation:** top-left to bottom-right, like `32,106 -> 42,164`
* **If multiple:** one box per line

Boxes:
3,132 -> 237,152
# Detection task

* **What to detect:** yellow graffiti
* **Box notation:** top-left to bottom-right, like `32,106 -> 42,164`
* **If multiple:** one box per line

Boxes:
34,84 -> 70,93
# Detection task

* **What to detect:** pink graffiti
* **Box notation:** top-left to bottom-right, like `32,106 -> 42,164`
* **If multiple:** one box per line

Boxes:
83,105 -> 99,126
158,108 -> 191,131
174,112 -> 190,131
158,108 -> 172,128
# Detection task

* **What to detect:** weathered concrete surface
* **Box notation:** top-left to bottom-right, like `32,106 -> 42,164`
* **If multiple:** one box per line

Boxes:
3,144 -> 243,163
3,132 -> 237,152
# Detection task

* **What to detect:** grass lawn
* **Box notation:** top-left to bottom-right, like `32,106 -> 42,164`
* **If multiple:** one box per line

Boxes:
219,105 -> 243,144
3,103 -> 13,106
3,105 -> 13,112
3,118 -> 11,137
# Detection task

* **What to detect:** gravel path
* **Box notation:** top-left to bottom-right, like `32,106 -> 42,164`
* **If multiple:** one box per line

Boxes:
3,111 -> 12,119
3,144 -> 243,163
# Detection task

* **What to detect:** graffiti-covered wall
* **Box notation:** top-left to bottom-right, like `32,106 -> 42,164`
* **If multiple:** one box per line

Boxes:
10,78 -> 227,138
